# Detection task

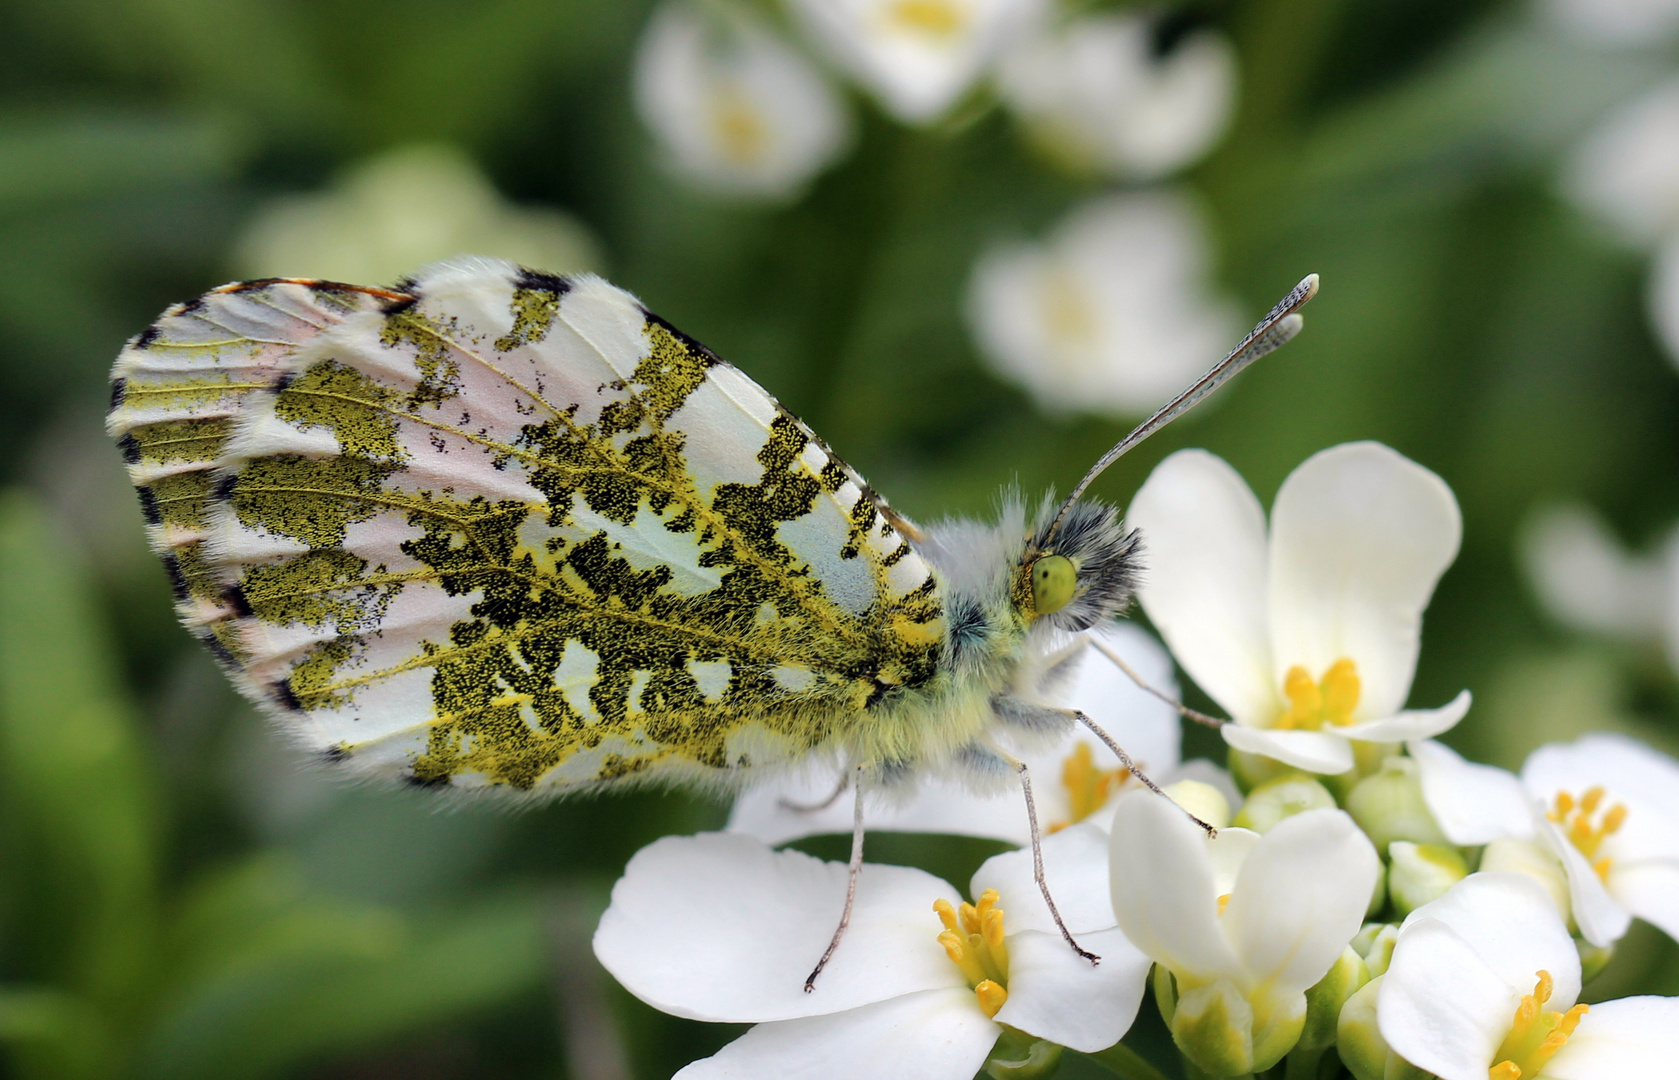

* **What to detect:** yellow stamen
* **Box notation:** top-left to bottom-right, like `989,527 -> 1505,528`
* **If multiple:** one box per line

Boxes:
1548,786 -> 1629,872
1549,792 -> 1574,822
1217,893 -> 1231,916
1054,742 -> 1129,830
975,979 -> 1008,1018
1579,787 -> 1604,815
887,0 -> 965,38
1490,971 -> 1587,1080
934,891 -> 1011,1018
1278,659 -> 1361,730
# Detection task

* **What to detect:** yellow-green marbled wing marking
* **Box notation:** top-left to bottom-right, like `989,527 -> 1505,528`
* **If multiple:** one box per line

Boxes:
108,259 -> 944,793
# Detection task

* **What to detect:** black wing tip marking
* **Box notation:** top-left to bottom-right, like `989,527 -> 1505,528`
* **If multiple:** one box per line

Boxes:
211,473 -> 239,503
109,378 -> 128,412
200,632 -> 236,666
641,309 -> 721,367
271,680 -> 304,712
136,485 -> 162,525
224,584 -> 254,617
514,267 -> 573,294
404,772 -> 451,790
320,743 -> 349,764
161,553 -> 189,600
117,433 -> 140,463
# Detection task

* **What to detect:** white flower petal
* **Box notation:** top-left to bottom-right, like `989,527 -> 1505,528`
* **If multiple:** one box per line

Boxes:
1606,859 -> 1679,941
674,987 -> 998,1080
1377,918 -> 1520,1080
594,833 -> 960,1022
1518,503 -> 1664,639
1267,442 -> 1461,721
1538,995 -> 1679,1080
1540,818 -> 1634,947
1541,0 -> 1679,46
1338,691 -> 1472,744
1398,872 -> 1581,1006
1223,810 -> 1378,996
1562,78 -> 1679,245
993,927 -> 1150,1052
1220,725 -> 1354,774
1653,236 -> 1679,375
1203,826 -> 1261,897
1061,621 -> 1182,777
971,822 -> 1114,936
1128,449 -> 1276,724
1108,790 -> 1242,982
1409,738 -> 1535,846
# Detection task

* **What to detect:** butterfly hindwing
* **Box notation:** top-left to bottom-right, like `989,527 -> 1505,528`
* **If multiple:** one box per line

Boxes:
108,259 -> 944,793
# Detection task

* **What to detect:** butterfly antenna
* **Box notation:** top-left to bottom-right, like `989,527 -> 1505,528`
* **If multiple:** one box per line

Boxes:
1040,273 -> 1320,548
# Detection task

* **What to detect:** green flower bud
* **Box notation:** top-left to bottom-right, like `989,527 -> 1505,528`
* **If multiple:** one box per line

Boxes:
1481,838 -> 1571,923
1351,923 -> 1398,977
1366,858 -> 1388,918
1344,757 -> 1448,855
1386,842 -> 1468,917
1171,979 -> 1258,1076
1164,778 -> 1232,829
983,1028 -> 1063,1080
1299,947 -> 1370,1052
1233,775 -> 1336,833
1228,748 -> 1299,794
1152,963 -> 1177,1027
1337,977 -> 1429,1080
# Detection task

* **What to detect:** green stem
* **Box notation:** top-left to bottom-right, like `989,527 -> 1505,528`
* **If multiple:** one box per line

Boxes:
1284,1044 -> 1325,1080
1080,1041 -> 1175,1080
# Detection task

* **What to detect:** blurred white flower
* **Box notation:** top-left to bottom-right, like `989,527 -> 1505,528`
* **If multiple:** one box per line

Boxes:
634,1 -> 852,200
996,11 -> 1236,180
1540,0 -> 1679,47
1652,234 -> 1679,367
787,0 -> 1045,124
1562,78 -> 1679,247
966,191 -> 1242,417
234,144 -> 598,284
1378,871 -> 1679,1080
728,622 -> 1237,846
1127,442 -> 1470,776
1520,502 -> 1679,670
593,831 -> 1150,1079
1108,793 -> 1379,1075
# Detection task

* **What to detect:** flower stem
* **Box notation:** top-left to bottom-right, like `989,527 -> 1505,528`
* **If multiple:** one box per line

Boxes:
1081,1042 -> 1174,1080
1284,1044 -> 1326,1080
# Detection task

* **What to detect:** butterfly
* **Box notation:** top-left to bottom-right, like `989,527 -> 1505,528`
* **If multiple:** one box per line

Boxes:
107,257 -> 1315,983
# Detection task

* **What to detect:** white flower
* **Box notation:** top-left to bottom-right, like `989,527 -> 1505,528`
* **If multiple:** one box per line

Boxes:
787,0 -> 1045,124
1651,235 -> 1679,377
593,830 -> 1151,1079
1520,502 -> 1678,652
1562,79 -> 1679,247
234,144 -> 598,285
728,622 -> 1233,846
1126,442 -> 1470,776
1107,792 -> 1379,1074
996,11 -> 1236,180
1540,0 -> 1679,47
966,191 -> 1242,418
633,1 -> 852,200
1378,871 -> 1679,1080
1412,733 -> 1679,947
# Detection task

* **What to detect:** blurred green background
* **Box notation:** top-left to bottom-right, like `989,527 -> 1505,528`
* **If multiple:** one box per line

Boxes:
3,0 -> 1679,1077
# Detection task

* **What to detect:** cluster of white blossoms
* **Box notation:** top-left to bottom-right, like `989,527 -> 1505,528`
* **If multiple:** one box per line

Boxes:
593,442 -> 1679,1079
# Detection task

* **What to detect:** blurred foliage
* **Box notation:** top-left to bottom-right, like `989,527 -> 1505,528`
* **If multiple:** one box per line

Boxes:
3,0 -> 1679,1076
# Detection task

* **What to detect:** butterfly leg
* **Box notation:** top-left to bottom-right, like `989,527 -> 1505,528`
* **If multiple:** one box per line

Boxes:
1064,708 -> 1218,837
1003,749 -> 1100,965
1086,637 -> 1226,730
778,770 -> 851,814
804,765 -> 867,992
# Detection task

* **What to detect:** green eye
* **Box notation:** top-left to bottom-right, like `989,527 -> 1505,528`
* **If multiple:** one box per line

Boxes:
1030,555 -> 1076,616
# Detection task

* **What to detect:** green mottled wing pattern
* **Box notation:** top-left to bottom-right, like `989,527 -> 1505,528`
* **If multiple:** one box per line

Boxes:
107,259 -> 945,793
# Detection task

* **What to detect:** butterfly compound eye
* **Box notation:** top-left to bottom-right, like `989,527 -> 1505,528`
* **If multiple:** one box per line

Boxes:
1030,555 -> 1076,616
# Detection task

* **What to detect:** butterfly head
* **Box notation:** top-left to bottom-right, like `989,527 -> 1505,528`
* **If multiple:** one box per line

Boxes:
1017,499 -> 1141,632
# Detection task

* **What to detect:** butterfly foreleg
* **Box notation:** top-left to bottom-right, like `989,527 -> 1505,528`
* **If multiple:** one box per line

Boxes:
804,764 -> 867,993
778,770 -> 851,815
1062,708 -> 1218,837
996,746 -> 1100,966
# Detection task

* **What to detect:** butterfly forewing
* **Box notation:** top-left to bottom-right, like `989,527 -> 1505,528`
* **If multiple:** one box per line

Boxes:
108,259 -> 944,793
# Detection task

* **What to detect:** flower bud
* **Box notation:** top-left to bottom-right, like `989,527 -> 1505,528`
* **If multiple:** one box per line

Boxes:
1232,776 -> 1336,833
1344,757 -> 1448,854
1299,946 -> 1369,1052
1386,842 -> 1468,917
1337,977 -> 1429,1080
1165,778 -> 1232,829
983,1029 -> 1063,1080
1351,923 -> 1398,977
1577,938 -> 1615,984
1481,838 -> 1571,922
1228,748 -> 1298,794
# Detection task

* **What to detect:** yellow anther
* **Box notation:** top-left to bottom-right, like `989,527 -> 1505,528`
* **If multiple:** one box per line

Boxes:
888,0 -> 964,37
1217,893 -> 1231,915
1534,970 -> 1553,1006
1579,787 -> 1604,815
1559,1003 -> 1588,1035
939,929 -> 989,987
1550,791 -> 1574,822
975,979 -> 1009,1018
1278,659 -> 1362,730
1056,742 -> 1128,828
1550,787 -> 1630,867
1492,971 -> 1587,1080
1489,1062 -> 1521,1080
934,898 -> 960,933
1602,803 -> 1628,834
959,901 -> 980,935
